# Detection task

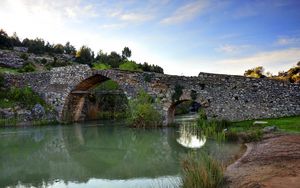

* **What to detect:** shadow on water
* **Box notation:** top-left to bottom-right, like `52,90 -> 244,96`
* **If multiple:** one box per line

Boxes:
0,116 -> 243,188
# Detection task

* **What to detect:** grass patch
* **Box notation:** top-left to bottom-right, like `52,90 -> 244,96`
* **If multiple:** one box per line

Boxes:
93,62 -> 111,70
181,153 -> 224,188
0,118 -> 18,126
231,116 -> 300,133
0,67 -> 20,74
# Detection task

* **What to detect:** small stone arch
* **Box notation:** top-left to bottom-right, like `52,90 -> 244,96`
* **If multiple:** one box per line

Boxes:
166,99 -> 205,124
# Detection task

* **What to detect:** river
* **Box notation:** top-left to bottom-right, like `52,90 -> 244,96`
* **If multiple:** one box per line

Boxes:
0,115 -> 243,188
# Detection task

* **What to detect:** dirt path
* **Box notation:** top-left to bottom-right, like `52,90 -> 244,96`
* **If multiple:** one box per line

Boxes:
225,134 -> 300,188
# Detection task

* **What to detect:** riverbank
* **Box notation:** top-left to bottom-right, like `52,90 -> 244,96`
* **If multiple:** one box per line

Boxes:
225,133 -> 300,188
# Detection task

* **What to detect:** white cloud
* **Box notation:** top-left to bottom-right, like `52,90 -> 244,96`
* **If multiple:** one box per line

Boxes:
99,23 -> 126,30
119,13 -> 154,22
216,44 -> 250,54
276,37 -> 300,46
160,1 -> 209,25
0,0 -> 128,52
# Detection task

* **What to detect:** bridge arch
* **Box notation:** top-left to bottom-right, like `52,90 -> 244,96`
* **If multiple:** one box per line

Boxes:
166,96 -> 209,124
61,73 -> 129,122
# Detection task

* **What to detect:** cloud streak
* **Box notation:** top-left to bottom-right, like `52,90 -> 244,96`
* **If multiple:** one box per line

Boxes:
160,1 -> 209,25
276,36 -> 300,46
216,44 -> 251,54
118,12 -> 154,22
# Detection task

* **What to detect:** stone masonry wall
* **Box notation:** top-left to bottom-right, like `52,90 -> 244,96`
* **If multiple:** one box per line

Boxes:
4,65 -> 300,124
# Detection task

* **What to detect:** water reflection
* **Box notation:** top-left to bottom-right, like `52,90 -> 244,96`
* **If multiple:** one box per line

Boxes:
176,124 -> 206,149
0,119 -> 243,188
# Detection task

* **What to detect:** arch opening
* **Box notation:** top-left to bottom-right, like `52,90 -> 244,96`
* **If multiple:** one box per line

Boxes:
167,100 -> 202,124
62,74 -> 128,122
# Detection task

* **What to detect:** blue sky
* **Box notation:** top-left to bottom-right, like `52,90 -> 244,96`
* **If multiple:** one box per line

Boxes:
1,0 -> 300,75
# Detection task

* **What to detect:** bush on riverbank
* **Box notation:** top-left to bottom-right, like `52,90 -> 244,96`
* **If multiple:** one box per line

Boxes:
127,90 -> 162,128
0,86 -> 56,126
0,86 -> 46,108
181,153 -> 224,188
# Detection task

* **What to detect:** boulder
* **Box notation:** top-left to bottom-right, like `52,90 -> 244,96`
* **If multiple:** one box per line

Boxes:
16,109 -> 32,121
31,103 -> 45,119
263,126 -> 278,133
0,108 -> 15,119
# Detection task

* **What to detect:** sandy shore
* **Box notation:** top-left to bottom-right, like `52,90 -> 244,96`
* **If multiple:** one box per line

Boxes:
225,133 -> 300,188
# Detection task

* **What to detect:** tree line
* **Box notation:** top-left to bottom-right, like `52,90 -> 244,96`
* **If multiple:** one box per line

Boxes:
0,28 -> 164,74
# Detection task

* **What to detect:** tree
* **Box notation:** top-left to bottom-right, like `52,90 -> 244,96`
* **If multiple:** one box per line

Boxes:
297,61 -> 300,67
53,44 -> 64,54
23,38 -> 45,54
122,47 -> 131,59
172,84 -> 184,102
0,29 -> 12,49
140,62 -> 151,72
75,45 -> 94,65
11,32 -> 21,46
64,42 -> 76,55
244,66 -> 266,78
44,42 -> 54,53
107,51 -> 123,68
139,62 -> 164,74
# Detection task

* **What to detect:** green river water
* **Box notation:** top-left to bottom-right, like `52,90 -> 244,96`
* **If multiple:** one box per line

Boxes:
0,115 -> 243,188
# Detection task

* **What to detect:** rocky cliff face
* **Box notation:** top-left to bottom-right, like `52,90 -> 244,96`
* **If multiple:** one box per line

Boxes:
0,49 -> 74,70
0,50 -> 25,68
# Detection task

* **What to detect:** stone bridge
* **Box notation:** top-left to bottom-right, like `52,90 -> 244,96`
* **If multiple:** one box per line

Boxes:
5,65 -> 300,125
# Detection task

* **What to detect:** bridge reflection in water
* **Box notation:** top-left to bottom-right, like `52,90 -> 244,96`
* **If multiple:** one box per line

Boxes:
0,118 -> 243,188
177,123 -> 206,149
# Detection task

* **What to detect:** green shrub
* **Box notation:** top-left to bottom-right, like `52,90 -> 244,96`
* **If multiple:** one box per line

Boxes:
190,90 -> 197,101
195,112 -> 231,142
20,53 -> 29,60
18,62 -> 36,73
127,90 -> 162,127
181,153 -> 224,188
93,62 -> 111,70
96,111 -> 126,120
225,131 -> 239,142
143,73 -> 152,82
241,130 -> 263,143
45,60 -> 72,70
172,84 -> 183,102
0,86 -> 46,109
41,58 -> 47,64
119,61 -> 142,71
197,109 -> 207,121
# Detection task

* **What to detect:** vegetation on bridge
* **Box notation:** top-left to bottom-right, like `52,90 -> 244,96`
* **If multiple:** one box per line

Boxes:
244,62 -> 300,83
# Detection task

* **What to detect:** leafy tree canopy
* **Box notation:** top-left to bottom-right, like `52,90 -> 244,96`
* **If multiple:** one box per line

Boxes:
76,45 -> 94,65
